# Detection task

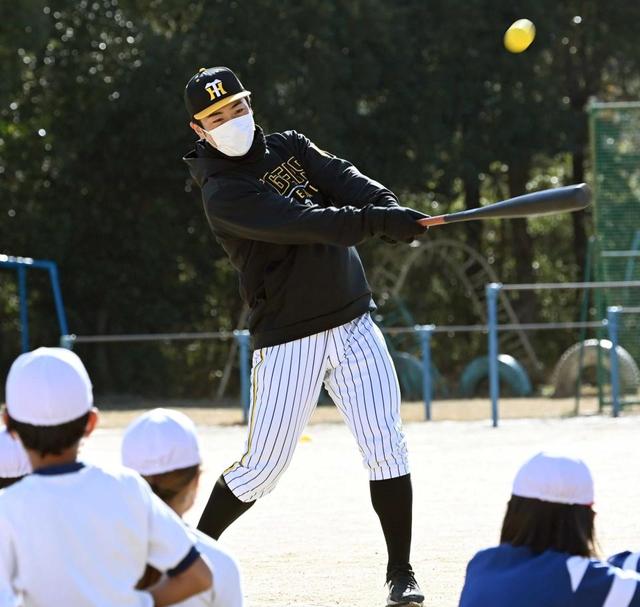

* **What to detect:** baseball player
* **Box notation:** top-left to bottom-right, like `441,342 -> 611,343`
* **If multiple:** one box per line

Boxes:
183,66 -> 429,606
0,347 -> 212,606
459,452 -> 640,607
0,427 -> 30,489
122,408 -> 244,607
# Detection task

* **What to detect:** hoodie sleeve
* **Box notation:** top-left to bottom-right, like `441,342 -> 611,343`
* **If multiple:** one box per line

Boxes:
289,131 -> 399,209
203,176 -> 390,246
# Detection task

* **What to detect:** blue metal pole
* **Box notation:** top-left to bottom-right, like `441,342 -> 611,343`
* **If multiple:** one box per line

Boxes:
17,266 -> 29,353
234,330 -> 251,423
59,334 -> 76,350
47,262 -> 69,336
607,306 -> 622,418
486,283 -> 502,427
417,325 -> 435,421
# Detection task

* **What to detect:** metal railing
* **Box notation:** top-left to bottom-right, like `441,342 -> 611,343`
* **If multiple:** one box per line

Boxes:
486,281 -> 640,426
52,281 -> 638,427
1,254 -> 68,352
607,306 -> 640,416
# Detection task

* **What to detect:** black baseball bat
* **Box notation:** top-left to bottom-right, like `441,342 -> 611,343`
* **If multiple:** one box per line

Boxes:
418,183 -> 591,227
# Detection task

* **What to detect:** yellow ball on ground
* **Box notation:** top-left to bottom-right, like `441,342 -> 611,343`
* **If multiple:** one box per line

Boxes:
300,433 -> 312,443
504,19 -> 536,53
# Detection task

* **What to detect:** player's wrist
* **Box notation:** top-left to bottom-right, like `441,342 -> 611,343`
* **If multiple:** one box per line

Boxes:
371,207 -> 429,241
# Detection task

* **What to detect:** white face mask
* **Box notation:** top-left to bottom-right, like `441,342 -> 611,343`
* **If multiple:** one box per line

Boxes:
206,113 -> 255,157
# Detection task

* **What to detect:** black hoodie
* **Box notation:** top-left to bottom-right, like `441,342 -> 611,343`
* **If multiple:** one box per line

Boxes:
183,127 -> 406,348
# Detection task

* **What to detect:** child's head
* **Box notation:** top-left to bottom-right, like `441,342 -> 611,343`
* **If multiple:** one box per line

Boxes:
500,452 -> 596,557
0,428 -> 31,489
4,347 -> 98,461
121,408 -> 202,517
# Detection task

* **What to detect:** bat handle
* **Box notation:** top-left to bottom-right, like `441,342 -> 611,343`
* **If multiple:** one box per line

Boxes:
418,215 -> 446,227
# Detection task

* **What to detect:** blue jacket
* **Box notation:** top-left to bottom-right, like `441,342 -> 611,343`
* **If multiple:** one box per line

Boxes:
459,544 -> 640,607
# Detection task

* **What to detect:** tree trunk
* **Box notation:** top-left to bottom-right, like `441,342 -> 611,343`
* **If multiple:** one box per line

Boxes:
463,174 -> 482,253
508,162 -> 537,323
96,307 -> 111,393
572,146 -> 589,281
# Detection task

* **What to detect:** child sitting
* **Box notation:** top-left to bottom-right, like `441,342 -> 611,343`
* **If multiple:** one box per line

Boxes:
122,408 -> 244,607
0,347 -> 212,606
459,452 -> 640,607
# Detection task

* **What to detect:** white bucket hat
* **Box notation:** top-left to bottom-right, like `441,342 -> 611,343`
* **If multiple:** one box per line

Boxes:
121,408 -> 202,476
0,428 -> 31,478
6,347 -> 93,426
512,452 -> 594,506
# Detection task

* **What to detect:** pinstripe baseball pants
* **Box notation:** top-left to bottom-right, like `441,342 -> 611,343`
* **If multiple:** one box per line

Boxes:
224,312 -> 409,502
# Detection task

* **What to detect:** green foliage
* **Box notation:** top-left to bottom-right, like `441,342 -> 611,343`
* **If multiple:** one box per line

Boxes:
1,0 -> 640,398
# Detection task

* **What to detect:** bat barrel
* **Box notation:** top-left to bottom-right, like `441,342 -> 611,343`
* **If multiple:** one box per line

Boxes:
418,183 -> 591,227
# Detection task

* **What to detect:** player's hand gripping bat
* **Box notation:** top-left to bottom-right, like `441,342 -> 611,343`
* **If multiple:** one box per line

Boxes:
417,183 -> 591,228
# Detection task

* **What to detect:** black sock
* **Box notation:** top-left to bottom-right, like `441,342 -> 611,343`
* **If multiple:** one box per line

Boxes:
197,475 -> 255,539
370,474 -> 413,575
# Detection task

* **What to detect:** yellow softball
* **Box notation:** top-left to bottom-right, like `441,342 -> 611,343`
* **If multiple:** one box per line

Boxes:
504,19 -> 536,53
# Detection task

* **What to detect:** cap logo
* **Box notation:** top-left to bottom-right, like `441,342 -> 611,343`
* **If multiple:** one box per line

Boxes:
205,79 -> 227,100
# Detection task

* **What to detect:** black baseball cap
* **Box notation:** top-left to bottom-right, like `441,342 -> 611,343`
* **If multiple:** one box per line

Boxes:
184,66 -> 251,121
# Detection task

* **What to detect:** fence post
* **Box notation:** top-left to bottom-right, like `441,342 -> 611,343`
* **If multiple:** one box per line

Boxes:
417,325 -> 435,421
17,266 -> 29,353
47,262 -> 69,336
574,237 -> 595,415
59,334 -> 76,350
234,330 -> 251,423
594,287 -> 606,412
486,282 -> 502,427
607,306 -> 622,418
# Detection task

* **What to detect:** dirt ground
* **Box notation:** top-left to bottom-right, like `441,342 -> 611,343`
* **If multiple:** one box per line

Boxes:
80,398 -> 640,606
96,395 -> 603,428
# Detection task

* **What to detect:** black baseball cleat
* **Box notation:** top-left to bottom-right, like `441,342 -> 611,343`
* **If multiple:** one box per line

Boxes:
385,565 -> 425,606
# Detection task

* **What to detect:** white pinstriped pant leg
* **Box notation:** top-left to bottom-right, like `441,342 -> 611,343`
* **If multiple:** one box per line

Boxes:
223,333 -> 330,502
324,313 -> 409,481
223,313 -> 409,502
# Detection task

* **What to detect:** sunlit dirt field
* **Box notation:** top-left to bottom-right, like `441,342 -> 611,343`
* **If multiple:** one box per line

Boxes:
80,398 -> 640,606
